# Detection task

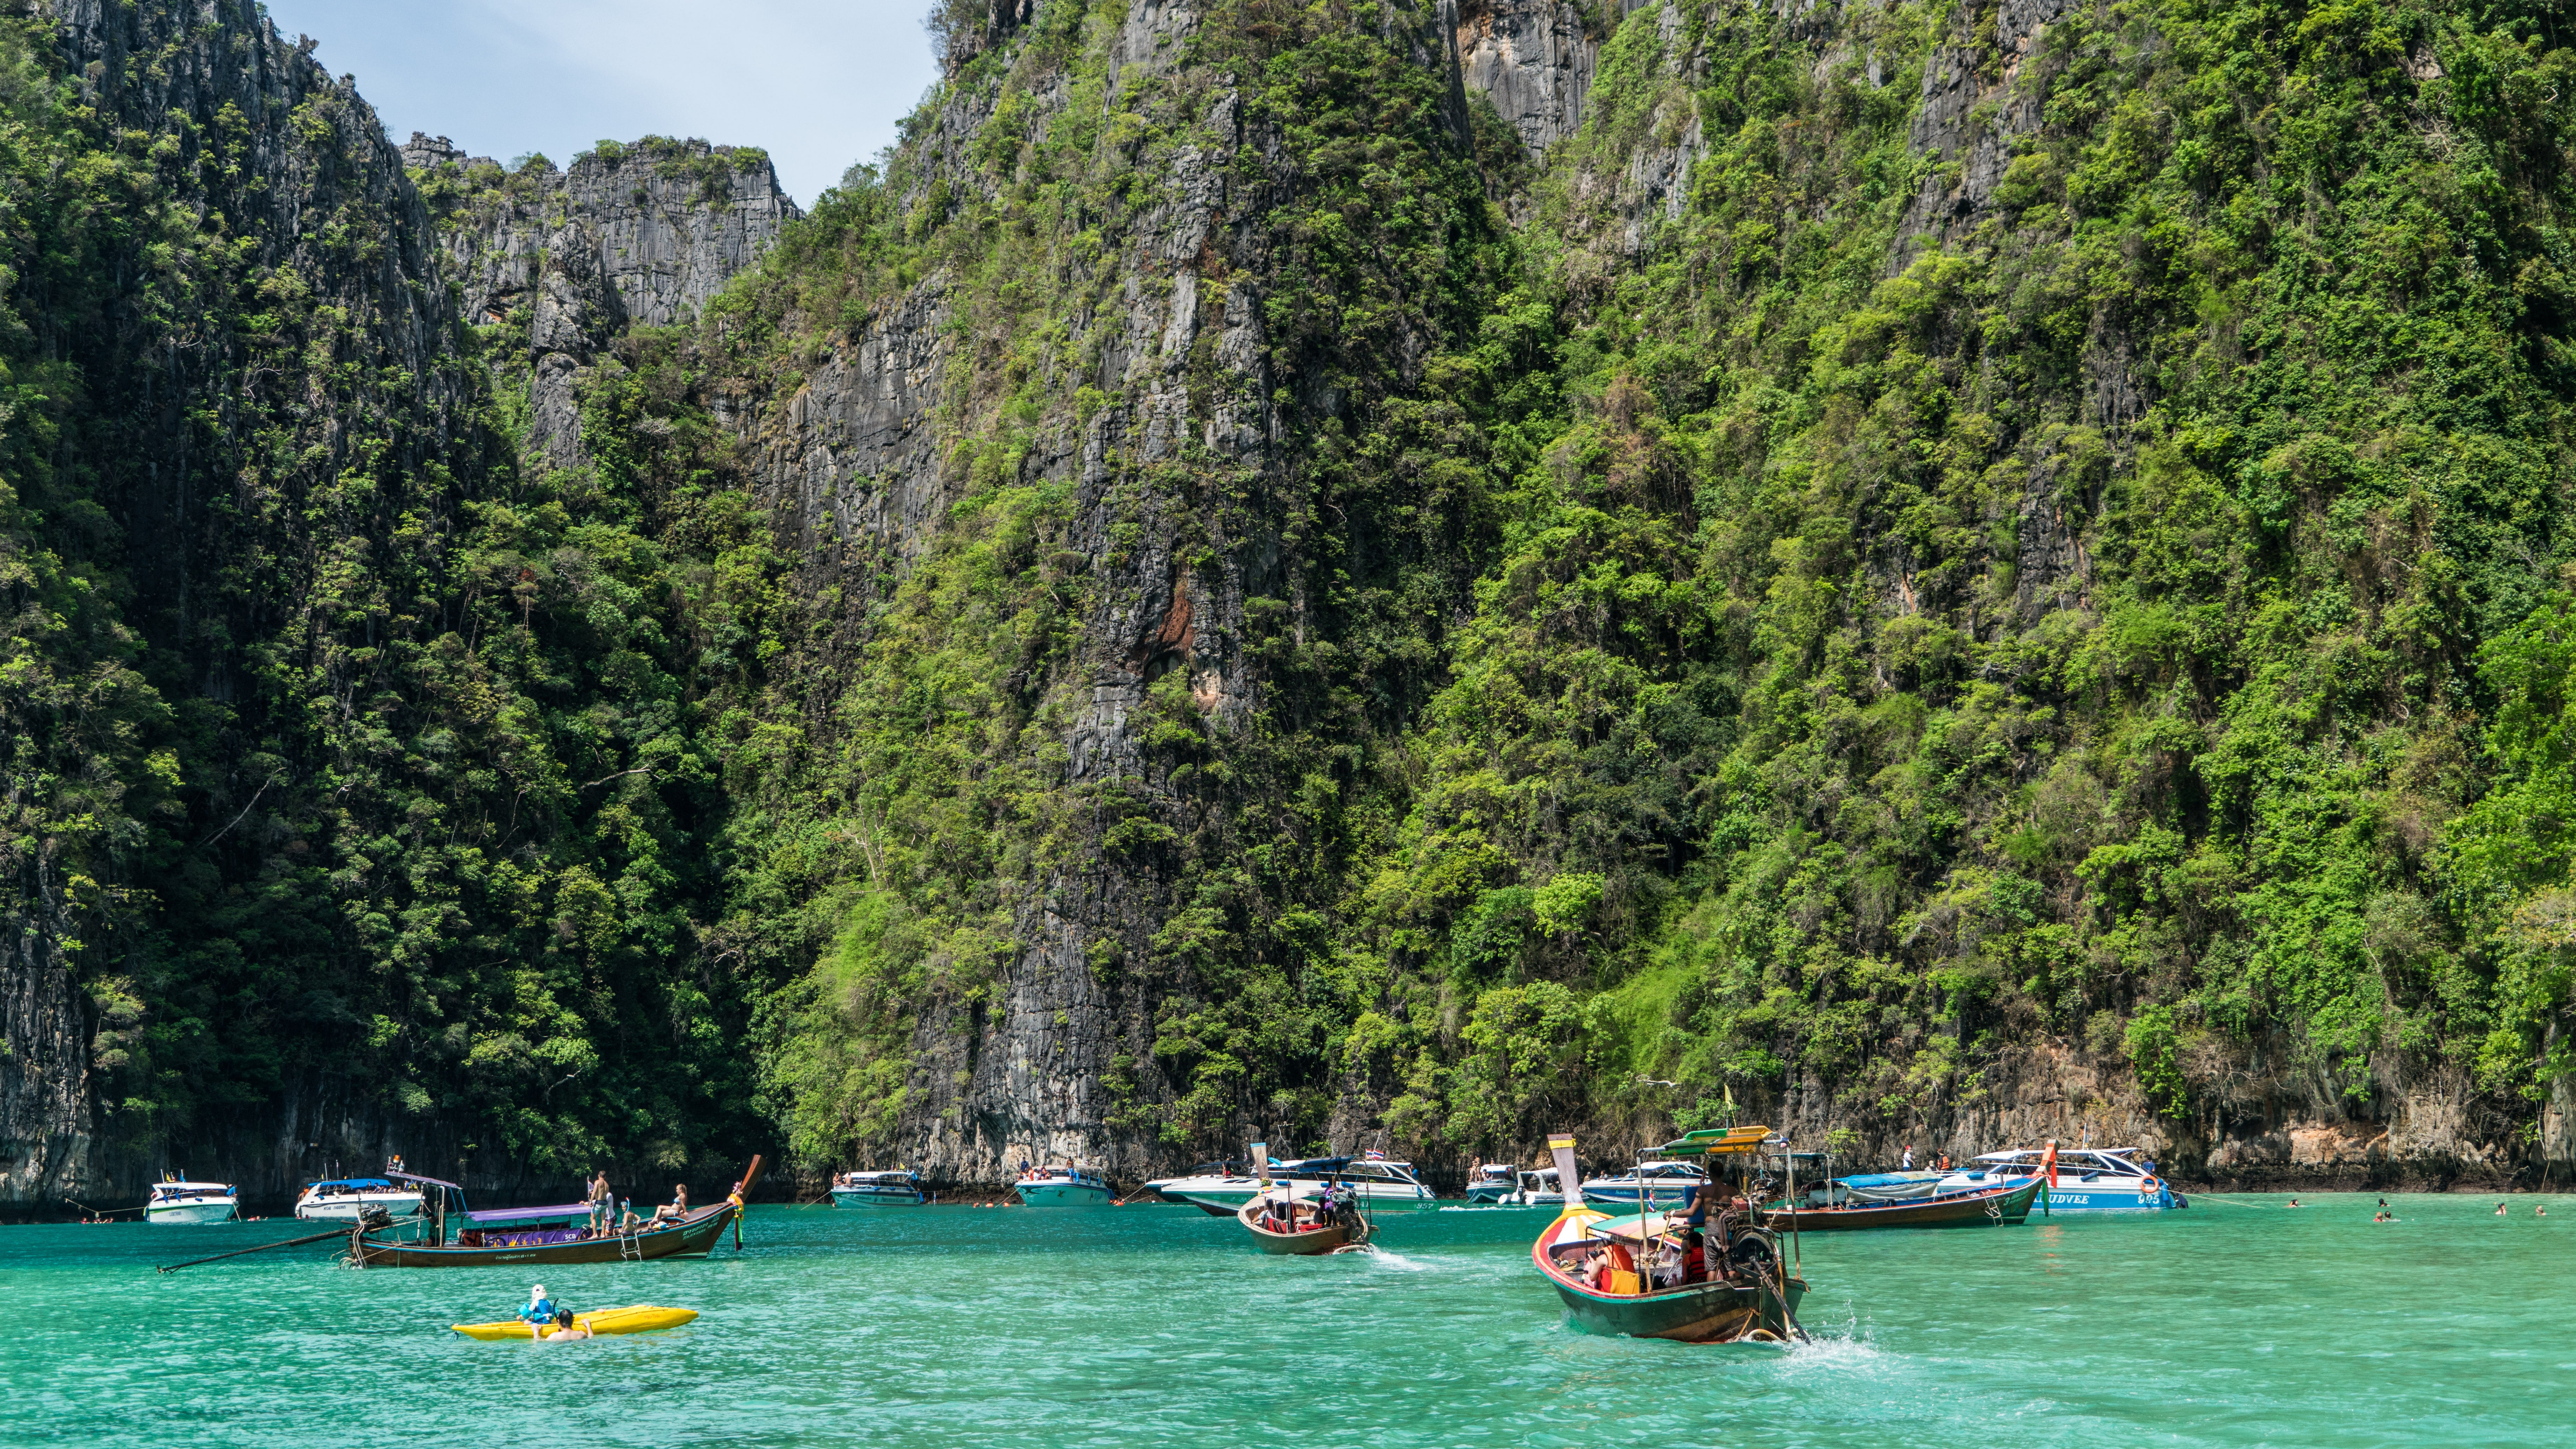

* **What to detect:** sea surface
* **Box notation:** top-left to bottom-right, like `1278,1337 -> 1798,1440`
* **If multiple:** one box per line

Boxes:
5,1190 -> 2569,1446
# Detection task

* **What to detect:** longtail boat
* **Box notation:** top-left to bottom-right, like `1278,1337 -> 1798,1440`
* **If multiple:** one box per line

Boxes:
1758,1172 -> 2042,1231
345,1156 -> 763,1268
1234,1154 -> 1375,1255
1531,1128 -> 1808,1343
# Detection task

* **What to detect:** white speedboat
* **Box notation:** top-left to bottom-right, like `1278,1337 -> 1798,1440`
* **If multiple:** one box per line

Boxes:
1164,1155 -> 1435,1216
829,1169 -> 925,1206
1578,1159 -> 1710,1209
1141,1158 -> 1247,1204
1013,1163 -> 1112,1206
1511,1164 -> 1565,1206
1936,1146 -> 2186,1211
1464,1162 -> 1519,1203
294,1175 -> 427,1221
144,1177 -> 239,1225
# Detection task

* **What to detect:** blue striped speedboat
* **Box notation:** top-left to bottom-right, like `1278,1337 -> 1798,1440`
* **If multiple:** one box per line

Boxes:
1937,1147 -> 2187,1212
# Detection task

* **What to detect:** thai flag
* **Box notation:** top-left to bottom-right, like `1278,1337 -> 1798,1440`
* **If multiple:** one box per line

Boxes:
1363,1150 -> 1386,1161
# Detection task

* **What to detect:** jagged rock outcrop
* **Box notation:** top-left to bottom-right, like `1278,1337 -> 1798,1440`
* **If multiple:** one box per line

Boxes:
1455,0 -> 1596,153
408,134 -> 800,470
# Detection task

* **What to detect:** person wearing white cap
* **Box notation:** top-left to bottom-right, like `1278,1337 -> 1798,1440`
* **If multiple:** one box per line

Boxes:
519,1283 -> 557,1328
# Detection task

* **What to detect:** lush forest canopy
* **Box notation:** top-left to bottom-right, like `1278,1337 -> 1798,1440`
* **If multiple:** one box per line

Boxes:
8,0 -> 2576,1186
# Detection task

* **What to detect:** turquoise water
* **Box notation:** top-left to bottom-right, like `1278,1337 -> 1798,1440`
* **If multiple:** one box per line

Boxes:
5,1191 -> 2569,1446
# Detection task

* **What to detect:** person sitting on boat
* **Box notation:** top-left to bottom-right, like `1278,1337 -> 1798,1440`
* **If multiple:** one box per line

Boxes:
651,1183 -> 689,1224
519,1284 -> 558,1326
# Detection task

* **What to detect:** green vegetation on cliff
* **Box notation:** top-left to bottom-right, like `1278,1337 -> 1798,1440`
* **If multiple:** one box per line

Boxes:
16,0 -> 2576,1186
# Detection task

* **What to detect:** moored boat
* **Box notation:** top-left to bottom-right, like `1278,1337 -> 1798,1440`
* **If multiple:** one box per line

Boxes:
1935,1145 -> 2186,1211
1465,1163 -> 1519,1203
1577,1159 -> 1711,1210
346,1157 -> 762,1267
1760,1172 -> 2043,1230
829,1169 -> 925,1207
1163,1154 -> 1435,1215
144,1177 -> 239,1225
294,1173 -> 426,1222
1531,1129 -> 1806,1343
1139,1158 -> 1245,1206
1013,1163 -> 1112,1206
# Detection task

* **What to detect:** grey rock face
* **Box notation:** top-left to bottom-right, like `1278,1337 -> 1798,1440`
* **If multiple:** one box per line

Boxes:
421,135 -> 800,332
1454,0 -> 1595,153
414,136 -> 800,472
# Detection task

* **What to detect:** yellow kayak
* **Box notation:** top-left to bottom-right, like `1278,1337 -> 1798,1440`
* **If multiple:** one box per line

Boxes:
450,1305 -> 698,1340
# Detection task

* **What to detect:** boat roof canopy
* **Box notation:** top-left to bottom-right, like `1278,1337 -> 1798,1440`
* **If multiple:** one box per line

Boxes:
385,1169 -> 464,1190
1648,1125 -> 1773,1157
1274,1156 -> 1354,1173
464,1201 -> 592,1224
308,1178 -> 395,1191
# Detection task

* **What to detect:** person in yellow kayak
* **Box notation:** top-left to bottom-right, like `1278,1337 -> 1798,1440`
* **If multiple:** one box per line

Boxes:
518,1284 -> 558,1327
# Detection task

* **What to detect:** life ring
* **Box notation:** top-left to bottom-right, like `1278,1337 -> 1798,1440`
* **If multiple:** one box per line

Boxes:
2138,1175 -> 2161,1197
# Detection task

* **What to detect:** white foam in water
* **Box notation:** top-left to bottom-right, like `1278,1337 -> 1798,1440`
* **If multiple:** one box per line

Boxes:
1783,1309 -> 1887,1374
1359,1246 -> 1435,1271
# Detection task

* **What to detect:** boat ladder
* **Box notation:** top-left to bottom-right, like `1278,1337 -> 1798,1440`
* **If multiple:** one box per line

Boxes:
618,1227 -> 643,1260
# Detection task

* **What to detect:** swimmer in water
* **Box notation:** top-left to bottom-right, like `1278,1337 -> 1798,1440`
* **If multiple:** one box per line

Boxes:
536,1307 -> 591,1342
2497,1201 -> 2509,1215
2287,1198 -> 2300,1208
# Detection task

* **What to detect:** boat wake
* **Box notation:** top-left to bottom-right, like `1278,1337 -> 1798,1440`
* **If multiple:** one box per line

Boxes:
1355,1246 -> 1436,1272
1783,1308 -> 1884,1372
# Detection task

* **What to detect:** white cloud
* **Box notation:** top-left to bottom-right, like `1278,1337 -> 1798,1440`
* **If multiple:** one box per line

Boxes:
261,0 -> 941,203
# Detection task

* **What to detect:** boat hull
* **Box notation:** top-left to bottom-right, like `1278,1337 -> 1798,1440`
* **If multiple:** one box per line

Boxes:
1762,1176 -> 2043,1231
1014,1180 -> 1112,1206
1236,1199 -> 1373,1254
452,1305 -> 700,1339
1548,1272 -> 1806,1342
144,1200 -> 239,1225
296,1194 -> 425,1221
828,1188 -> 924,1208
350,1202 -> 738,1267
2022,1180 -> 2184,1211
1173,1183 -> 1434,1215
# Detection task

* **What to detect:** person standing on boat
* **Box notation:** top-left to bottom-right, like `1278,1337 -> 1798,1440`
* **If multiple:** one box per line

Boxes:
1679,1182 -> 1722,1283
1901,1145 -> 1914,1170
586,1172 -> 613,1236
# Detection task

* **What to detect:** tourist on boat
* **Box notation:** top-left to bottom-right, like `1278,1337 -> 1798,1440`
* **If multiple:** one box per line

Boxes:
652,1183 -> 689,1224
587,1171 -> 614,1233
1900,1145 -> 1913,1169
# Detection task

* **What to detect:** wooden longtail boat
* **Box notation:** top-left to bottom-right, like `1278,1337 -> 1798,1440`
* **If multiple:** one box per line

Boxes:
1530,1127 -> 1808,1344
1236,1190 -> 1373,1254
1534,1207 -> 1804,1342
1758,1173 -> 2043,1231
347,1157 -> 763,1268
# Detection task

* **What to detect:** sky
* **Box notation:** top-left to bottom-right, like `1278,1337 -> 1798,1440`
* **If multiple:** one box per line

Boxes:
259,1 -> 943,205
